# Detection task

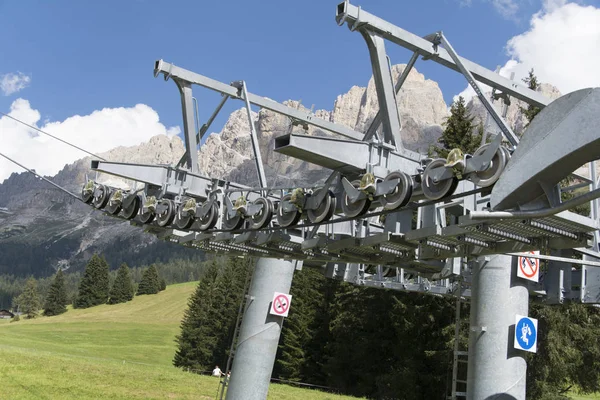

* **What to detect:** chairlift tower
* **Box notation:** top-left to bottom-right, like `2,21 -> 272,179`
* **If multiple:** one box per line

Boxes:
72,2 -> 600,399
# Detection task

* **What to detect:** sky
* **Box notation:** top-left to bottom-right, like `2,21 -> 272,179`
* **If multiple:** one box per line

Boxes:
1,0 -> 599,182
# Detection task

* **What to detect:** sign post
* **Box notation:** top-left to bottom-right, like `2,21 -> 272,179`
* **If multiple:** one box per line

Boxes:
517,251 -> 540,282
514,314 -> 538,353
270,292 -> 292,317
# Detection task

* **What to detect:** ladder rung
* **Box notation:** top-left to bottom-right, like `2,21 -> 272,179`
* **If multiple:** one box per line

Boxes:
456,379 -> 467,384
458,359 -> 468,364
455,351 -> 468,356
456,392 -> 467,397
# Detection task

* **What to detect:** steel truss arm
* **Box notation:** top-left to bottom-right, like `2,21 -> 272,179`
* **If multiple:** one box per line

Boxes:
364,52 -> 419,142
91,160 -> 249,199
360,30 -> 404,149
154,60 -> 364,141
174,80 -> 199,172
435,33 -> 520,147
336,1 -> 550,108
176,95 -> 229,168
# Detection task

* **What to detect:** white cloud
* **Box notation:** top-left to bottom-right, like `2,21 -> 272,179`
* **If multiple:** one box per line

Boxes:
0,72 -> 31,96
491,0 -> 520,18
454,0 -> 600,103
0,99 -> 180,182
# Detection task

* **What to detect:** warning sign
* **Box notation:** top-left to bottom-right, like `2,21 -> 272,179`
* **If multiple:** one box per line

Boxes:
517,251 -> 540,282
270,292 -> 292,317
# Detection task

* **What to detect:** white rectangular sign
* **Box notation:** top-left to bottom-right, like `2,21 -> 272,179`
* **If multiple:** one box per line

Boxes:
517,251 -> 540,282
269,292 -> 292,317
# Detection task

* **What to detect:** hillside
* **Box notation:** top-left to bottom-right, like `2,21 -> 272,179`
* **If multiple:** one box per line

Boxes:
0,282 -> 358,400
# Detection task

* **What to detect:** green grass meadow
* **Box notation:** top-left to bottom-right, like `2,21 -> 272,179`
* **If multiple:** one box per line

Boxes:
1,281 -> 597,399
0,282 -> 357,399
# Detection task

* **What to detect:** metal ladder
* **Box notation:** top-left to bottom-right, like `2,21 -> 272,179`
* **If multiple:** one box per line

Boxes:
217,260 -> 256,400
449,263 -> 469,399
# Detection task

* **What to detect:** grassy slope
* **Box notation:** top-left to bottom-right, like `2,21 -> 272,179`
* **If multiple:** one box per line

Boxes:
0,282 -> 357,400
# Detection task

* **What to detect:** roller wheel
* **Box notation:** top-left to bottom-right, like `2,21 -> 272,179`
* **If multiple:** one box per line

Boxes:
156,199 -> 176,227
277,193 -> 301,228
306,189 -> 336,224
82,182 -> 94,204
197,202 -> 219,231
121,195 -> 141,220
175,204 -> 196,230
250,197 -> 274,230
469,144 -> 508,187
222,211 -> 244,231
341,179 -> 371,218
140,198 -> 156,224
92,184 -> 110,209
380,171 -> 413,210
421,159 -> 458,201
105,200 -> 122,215
105,191 -> 123,215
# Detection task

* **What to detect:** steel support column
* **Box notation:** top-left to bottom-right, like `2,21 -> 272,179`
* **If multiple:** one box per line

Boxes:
467,254 -> 528,400
225,257 -> 296,400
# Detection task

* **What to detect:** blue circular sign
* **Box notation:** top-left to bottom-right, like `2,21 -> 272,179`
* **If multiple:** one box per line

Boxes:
516,317 -> 537,350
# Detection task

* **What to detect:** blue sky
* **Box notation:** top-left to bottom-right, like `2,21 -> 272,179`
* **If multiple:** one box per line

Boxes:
1,0 -> 599,180
0,0 -> 542,129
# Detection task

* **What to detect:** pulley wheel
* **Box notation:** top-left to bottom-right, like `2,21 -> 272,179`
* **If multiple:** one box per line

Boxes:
277,193 -> 301,228
197,202 -> 219,231
307,189 -> 336,224
121,195 -> 141,220
105,200 -> 122,215
105,191 -> 123,215
81,183 -> 94,204
222,211 -> 244,231
140,198 -> 156,224
175,204 -> 196,230
421,159 -> 458,201
341,179 -> 371,218
92,184 -> 110,209
250,197 -> 274,230
380,171 -> 413,210
156,199 -> 176,227
469,144 -> 508,188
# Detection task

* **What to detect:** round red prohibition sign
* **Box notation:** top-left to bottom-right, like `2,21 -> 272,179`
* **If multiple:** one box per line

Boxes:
273,294 -> 290,315
520,255 -> 538,278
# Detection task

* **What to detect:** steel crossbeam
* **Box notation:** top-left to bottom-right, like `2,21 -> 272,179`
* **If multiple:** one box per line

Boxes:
154,60 -> 365,142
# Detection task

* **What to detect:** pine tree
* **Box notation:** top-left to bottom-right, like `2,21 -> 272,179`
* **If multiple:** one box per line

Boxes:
16,278 -> 41,319
137,265 -> 161,295
519,68 -> 542,128
173,260 -> 221,371
210,257 -> 252,368
527,302 -> 600,399
431,96 -> 482,158
276,268 -> 327,382
43,269 -> 68,316
173,257 -> 253,373
74,254 -> 110,308
159,278 -> 167,291
108,263 -> 134,304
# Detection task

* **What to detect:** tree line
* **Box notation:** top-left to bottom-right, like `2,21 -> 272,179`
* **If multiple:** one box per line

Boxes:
12,253 -> 169,319
0,254 -> 208,310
